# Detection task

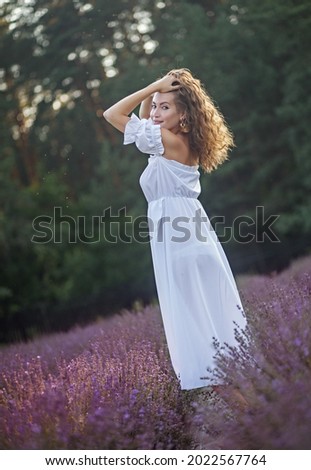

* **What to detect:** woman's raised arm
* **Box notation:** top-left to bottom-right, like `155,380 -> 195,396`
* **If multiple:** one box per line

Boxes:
103,76 -> 180,133
139,95 -> 153,120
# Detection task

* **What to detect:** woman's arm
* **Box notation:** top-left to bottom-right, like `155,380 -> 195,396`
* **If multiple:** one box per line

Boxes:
103,76 -> 179,133
139,95 -> 153,120
103,75 -> 188,162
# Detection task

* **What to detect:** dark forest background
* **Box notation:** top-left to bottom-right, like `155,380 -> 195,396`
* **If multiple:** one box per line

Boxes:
1,0 -> 310,342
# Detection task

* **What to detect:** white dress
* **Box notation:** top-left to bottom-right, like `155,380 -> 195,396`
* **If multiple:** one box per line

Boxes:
124,113 -> 247,390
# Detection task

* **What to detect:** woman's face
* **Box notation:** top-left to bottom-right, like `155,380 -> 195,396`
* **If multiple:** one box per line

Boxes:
150,92 -> 183,134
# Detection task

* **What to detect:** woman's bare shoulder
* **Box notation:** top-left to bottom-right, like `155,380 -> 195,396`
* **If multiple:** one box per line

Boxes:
160,129 -> 196,165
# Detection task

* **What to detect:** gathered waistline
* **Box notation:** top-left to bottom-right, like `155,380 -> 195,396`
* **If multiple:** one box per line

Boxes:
149,195 -> 199,204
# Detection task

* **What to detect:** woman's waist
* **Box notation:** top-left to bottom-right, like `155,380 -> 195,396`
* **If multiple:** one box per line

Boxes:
147,195 -> 204,220
149,194 -> 199,204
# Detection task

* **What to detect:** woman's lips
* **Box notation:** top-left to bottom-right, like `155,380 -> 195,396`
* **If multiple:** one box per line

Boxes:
153,121 -> 163,125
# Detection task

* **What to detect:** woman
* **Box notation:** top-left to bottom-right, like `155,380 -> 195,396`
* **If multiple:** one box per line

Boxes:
104,68 -> 247,390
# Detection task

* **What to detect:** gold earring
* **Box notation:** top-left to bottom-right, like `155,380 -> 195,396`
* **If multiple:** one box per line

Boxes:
180,117 -> 189,133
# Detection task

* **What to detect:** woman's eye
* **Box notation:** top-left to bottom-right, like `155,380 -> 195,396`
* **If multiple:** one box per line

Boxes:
162,106 -> 169,110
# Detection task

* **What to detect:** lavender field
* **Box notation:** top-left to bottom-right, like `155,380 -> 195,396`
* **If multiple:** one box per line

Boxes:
1,254 -> 311,450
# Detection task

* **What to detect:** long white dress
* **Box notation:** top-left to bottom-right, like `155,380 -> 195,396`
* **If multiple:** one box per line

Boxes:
124,113 -> 247,390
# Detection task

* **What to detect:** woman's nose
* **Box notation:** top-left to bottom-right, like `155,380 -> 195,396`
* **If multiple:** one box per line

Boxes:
152,107 -> 160,117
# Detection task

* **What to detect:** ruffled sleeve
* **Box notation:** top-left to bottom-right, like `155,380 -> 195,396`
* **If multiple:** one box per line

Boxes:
124,113 -> 164,156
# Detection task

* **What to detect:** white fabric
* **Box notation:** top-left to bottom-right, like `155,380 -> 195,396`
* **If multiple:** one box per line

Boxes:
124,113 -> 247,390
123,113 -> 165,156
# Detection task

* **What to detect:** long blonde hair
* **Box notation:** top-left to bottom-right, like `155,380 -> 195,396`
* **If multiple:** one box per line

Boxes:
168,68 -> 234,173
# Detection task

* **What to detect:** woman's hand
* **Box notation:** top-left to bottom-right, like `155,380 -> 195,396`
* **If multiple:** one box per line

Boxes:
104,73 -> 180,133
152,74 -> 180,93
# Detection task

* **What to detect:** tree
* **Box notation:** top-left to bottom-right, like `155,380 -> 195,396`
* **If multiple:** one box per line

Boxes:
0,0 -> 310,340
150,0 -> 311,272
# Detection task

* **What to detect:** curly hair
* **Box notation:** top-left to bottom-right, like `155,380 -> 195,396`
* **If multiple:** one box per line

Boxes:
167,68 -> 234,173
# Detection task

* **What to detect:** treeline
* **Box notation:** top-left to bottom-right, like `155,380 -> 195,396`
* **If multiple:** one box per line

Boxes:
0,0 -> 310,342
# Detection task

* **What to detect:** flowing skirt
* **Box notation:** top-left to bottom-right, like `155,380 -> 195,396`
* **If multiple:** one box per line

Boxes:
147,196 -> 246,390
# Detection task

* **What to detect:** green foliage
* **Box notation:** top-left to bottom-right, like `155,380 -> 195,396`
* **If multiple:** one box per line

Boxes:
151,0 -> 311,271
0,0 -> 310,340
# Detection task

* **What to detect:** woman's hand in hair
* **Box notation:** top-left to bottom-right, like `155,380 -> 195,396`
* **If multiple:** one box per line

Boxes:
153,75 -> 180,93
